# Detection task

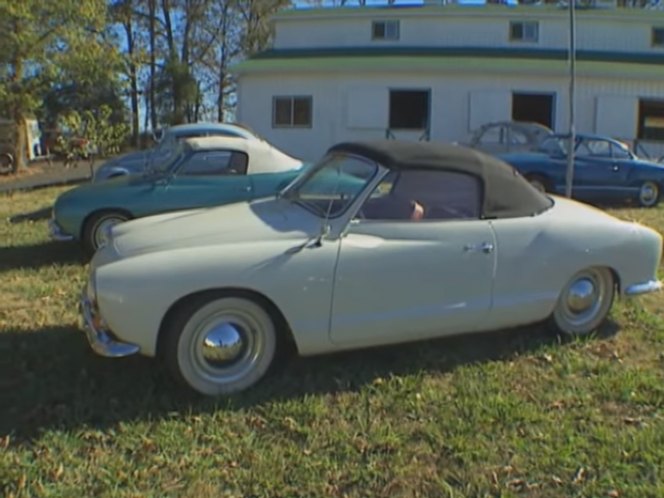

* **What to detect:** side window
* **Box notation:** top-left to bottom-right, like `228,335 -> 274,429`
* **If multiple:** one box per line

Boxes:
478,126 -> 503,145
509,129 -> 529,145
360,169 -> 482,222
611,142 -> 632,159
578,139 -> 611,157
178,151 -> 248,176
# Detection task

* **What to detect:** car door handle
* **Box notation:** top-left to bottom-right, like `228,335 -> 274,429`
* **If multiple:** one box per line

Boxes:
463,242 -> 494,254
611,165 -> 619,171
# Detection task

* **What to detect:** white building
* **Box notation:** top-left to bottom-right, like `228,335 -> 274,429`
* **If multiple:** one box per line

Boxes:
234,3 -> 664,162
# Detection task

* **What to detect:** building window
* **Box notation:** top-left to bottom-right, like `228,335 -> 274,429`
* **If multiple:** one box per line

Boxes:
389,90 -> 430,130
372,20 -> 400,41
509,21 -> 539,42
638,100 -> 664,141
652,27 -> 664,47
273,96 -> 312,128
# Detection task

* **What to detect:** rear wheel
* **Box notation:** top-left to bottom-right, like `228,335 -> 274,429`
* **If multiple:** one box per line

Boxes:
637,181 -> 660,208
82,210 -> 130,258
161,295 -> 278,396
550,267 -> 615,336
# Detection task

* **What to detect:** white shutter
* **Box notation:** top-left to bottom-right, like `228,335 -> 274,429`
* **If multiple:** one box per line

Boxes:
595,95 -> 637,139
346,87 -> 388,129
468,90 -> 511,132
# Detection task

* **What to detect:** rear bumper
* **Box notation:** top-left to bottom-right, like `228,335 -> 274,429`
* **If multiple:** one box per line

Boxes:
624,279 -> 662,296
48,219 -> 74,241
79,288 -> 140,358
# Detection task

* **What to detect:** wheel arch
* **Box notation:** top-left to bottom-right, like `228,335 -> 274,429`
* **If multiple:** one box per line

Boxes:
156,287 -> 298,358
80,207 -> 134,240
546,264 -> 621,317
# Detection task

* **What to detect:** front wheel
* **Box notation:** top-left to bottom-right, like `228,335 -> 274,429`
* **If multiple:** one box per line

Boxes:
161,295 -> 278,396
550,267 -> 615,336
82,210 -> 130,258
637,181 -> 660,208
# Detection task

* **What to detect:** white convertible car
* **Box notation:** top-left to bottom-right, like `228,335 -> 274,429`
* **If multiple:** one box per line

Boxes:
81,140 -> 663,396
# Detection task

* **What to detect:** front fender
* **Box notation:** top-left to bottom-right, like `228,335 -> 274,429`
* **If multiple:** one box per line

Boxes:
94,239 -> 339,357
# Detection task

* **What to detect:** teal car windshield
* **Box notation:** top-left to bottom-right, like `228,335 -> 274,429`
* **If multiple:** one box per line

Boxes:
150,144 -> 188,174
281,153 -> 379,218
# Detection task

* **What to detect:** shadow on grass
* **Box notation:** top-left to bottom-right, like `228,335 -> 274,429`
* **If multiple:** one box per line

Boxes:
0,241 -> 83,272
0,319 -> 619,442
8,206 -> 53,224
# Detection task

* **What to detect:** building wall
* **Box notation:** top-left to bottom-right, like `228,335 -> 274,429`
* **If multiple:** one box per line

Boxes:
238,70 -> 664,162
273,10 -> 664,53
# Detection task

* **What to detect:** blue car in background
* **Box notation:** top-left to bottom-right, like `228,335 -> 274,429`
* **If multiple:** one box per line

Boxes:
498,133 -> 664,207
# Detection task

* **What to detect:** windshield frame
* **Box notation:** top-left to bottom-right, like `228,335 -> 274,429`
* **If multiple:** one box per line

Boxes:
146,142 -> 190,176
279,152 -> 381,219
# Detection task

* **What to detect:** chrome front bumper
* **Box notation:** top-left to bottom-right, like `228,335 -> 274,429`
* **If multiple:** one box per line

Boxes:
79,289 -> 140,358
624,279 -> 663,296
49,219 -> 75,242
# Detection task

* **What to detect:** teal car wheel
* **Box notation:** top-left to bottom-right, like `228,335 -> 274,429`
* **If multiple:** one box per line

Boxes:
82,210 -> 131,258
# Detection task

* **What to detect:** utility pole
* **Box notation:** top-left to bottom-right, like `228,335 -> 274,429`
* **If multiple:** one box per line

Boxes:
565,0 -> 577,198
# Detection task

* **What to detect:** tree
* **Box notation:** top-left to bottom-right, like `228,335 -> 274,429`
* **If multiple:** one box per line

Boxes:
0,0 -> 113,172
111,0 -> 143,147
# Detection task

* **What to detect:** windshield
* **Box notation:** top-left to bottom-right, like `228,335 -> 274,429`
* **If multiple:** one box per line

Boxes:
148,142 -> 188,174
280,153 -> 379,218
539,135 -> 570,156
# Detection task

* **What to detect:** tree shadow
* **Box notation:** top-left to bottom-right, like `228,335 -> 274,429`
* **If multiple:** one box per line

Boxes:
0,241 -> 84,272
0,319 -> 620,443
8,207 -> 53,224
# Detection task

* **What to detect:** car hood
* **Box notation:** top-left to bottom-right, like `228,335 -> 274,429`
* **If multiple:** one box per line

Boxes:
59,173 -> 154,201
110,198 -> 322,258
630,159 -> 664,171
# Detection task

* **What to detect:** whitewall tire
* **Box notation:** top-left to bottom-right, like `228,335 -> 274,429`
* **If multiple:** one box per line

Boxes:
551,267 -> 615,336
82,210 -> 130,258
162,295 -> 277,396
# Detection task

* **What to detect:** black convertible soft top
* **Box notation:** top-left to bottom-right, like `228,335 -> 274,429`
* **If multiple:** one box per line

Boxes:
327,140 -> 552,219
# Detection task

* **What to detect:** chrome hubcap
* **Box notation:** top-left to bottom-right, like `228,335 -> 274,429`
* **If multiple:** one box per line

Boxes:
190,309 -> 263,384
559,271 -> 605,327
640,183 -> 658,205
201,322 -> 246,367
94,217 -> 125,248
566,278 -> 596,313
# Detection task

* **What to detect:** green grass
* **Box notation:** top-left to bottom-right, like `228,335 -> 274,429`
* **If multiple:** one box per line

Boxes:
1,187 -> 663,498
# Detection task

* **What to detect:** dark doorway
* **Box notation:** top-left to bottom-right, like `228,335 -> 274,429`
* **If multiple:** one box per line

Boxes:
389,90 -> 430,130
512,92 -> 555,129
638,99 -> 664,141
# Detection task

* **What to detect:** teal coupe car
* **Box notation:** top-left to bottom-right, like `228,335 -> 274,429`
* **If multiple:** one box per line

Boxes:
49,136 -> 305,257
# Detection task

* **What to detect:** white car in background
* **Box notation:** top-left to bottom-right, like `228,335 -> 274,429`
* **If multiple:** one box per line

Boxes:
92,122 -> 265,182
80,140 -> 662,396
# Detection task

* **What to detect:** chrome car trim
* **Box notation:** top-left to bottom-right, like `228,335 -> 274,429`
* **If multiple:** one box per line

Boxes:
624,280 -> 663,296
79,289 -> 140,357
48,219 -> 75,241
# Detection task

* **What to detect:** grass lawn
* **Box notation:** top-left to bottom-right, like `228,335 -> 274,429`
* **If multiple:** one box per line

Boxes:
1,187 -> 663,498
